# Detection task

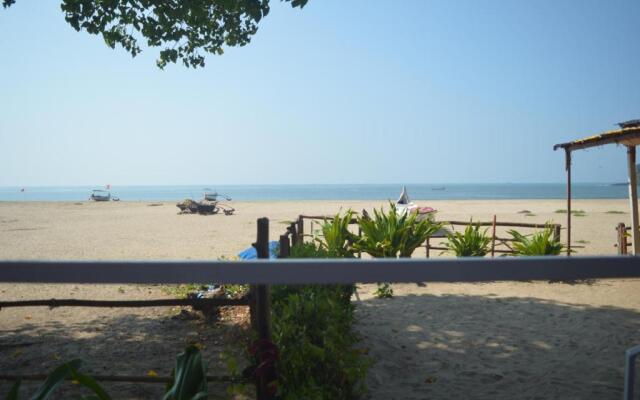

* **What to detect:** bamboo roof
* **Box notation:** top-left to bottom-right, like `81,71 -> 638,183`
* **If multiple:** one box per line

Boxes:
553,125 -> 640,152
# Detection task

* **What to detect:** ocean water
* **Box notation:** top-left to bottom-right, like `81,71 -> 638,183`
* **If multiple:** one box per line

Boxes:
0,183 -> 630,201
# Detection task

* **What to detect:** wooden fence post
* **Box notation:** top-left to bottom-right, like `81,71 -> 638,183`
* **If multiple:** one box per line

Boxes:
618,223 -> 628,255
288,222 -> 298,247
553,224 -> 561,244
425,237 -> 430,258
491,215 -> 497,258
279,234 -> 290,258
297,215 -> 304,244
251,218 -> 273,400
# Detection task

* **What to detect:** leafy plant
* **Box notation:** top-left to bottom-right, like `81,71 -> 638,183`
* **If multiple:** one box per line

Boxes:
373,283 -> 393,299
271,242 -> 369,399
445,222 -> 491,257
7,359 -> 111,400
316,210 -> 359,258
606,210 -> 625,214
508,227 -> 564,256
354,203 -> 441,258
163,345 -> 208,400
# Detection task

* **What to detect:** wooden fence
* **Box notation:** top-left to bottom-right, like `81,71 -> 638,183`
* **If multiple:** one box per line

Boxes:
1,218 -> 638,399
296,214 -> 562,258
617,222 -> 632,255
0,219 -> 275,400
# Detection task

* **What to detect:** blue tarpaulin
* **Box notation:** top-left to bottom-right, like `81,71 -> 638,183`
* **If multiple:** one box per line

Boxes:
237,241 -> 279,260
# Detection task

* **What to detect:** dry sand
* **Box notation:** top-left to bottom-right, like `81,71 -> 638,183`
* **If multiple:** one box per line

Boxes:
0,199 -> 639,399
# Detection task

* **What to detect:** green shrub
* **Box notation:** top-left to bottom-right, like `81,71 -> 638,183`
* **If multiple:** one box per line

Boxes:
273,242 -> 368,399
508,227 -> 564,256
445,222 -> 491,257
316,210 -> 359,258
354,203 -> 441,258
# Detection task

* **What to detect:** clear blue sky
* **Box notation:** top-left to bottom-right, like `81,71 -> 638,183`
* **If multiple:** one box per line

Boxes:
1,0 -> 639,186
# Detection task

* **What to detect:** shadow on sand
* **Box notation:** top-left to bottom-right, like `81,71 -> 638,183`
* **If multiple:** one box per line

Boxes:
0,308 -> 248,399
355,292 -> 640,400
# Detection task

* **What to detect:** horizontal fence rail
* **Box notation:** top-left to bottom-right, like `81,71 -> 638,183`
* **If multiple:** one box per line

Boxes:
0,297 -> 249,309
0,257 -> 639,285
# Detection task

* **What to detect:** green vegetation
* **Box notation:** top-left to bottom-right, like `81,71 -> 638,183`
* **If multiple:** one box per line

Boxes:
6,346 -> 208,400
445,223 -> 491,257
163,284 -> 203,299
575,239 -> 590,244
354,203 -> 441,258
508,227 -> 564,256
353,203 -> 441,298
555,209 -> 587,216
317,210 -> 359,258
606,210 -> 626,214
274,241 -> 368,399
524,213 -> 537,217
2,0 -> 309,69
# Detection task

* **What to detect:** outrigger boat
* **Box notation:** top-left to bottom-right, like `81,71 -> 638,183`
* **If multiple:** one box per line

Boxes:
203,190 -> 231,202
90,189 -> 111,201
396,186 -> 436,221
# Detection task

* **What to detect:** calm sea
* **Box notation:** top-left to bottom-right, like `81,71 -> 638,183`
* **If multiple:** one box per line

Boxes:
0,184 -> 630,201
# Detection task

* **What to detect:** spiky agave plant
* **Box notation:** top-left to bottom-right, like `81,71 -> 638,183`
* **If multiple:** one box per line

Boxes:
508,227 -> 564,256
445,222 -> 491,257
355,203 -> 442,298
354,203 -> 441,258
317,210 -> 359,258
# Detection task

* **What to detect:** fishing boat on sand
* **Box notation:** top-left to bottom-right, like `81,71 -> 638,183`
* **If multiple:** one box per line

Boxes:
89,190 -> 111,202
396,186 -> 436,221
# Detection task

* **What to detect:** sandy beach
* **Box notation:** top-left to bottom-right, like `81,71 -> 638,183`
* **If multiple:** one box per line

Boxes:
1,199 -> 639,399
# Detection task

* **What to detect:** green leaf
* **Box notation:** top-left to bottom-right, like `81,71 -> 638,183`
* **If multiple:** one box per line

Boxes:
163,346 -> 207,400
6,379 -> 20,400
30,359 -> 82,400
70,370 -> 112,400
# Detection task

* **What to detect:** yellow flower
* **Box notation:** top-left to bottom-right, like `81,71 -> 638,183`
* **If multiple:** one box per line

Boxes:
147,370 -> 158,377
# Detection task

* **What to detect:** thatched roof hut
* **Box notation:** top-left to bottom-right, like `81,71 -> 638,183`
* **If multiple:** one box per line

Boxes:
554,121 -> 640,255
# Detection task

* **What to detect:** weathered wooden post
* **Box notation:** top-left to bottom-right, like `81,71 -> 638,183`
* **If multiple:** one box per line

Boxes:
618,223 -> 628,255
627,145 -> 639,255
297,215 -> 304,244
425,237 -> 430,258
251,218 -> 273,400
553,224 -> 561,244
490,215 -> 497,258
565,148 -> 572,256
279,234 -> 290,258
288,222 -> 298,247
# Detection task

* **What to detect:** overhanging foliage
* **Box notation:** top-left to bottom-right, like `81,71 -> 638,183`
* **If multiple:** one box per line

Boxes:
2,0 -> 308,68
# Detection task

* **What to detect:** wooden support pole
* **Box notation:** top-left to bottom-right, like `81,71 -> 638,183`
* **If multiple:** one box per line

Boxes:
252,217 -> 273,400
565,149 -> 572,256
288,222 -> 298,247
297,215 -> 304,244
553,224 -> 561,244
491,215 -> 497,258
627,145 -> 640,255
618,223 -> 628,255
426,237 -> 430,258
279,234 -> 290,258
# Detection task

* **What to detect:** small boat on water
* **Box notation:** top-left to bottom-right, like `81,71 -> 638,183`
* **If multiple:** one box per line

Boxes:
90,190 -> 111,201
203,191 -> 231,202
396,186 -> 436,221
89,189 -> 119,201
